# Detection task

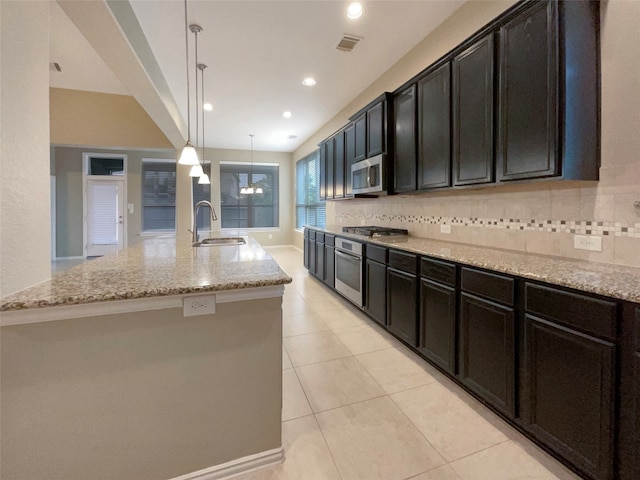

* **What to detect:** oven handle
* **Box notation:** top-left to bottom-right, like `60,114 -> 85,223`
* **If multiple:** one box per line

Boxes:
335,249 -> 362,262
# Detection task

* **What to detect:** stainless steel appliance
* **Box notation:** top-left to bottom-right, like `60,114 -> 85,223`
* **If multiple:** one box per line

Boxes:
341,226 -> 408,237
351,154 -> 386,195
334,238 -> 364,308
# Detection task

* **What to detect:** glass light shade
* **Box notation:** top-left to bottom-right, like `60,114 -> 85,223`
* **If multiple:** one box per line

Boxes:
178,143 -> 199,165
246,187 -> 254,194
240,187 -> 248,194
198,173 -> 210,185
189,164 -> 204,177
255,187 -> 263,194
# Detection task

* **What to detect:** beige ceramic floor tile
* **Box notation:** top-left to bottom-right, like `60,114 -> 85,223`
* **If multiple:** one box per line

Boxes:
450,441 -> 565,480
316,305 -> 369,330
391,382 -> 507,462
282,345 -> 293,370
334,324 -> 398,355
283,311 -> 330,337
306,294 -> 349,312
282,369 -> 312,421
316,396 -> 445,480
356,347 -> 438,394
283,331 -> 352,367
295,357 -> 385,412
235,415 -> 340,480
409,465 -> 461,480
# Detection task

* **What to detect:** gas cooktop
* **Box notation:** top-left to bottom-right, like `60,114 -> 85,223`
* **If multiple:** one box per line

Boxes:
342,226 -> 409,237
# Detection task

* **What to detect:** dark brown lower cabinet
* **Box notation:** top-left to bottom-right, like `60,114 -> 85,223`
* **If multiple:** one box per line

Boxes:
315,241 -> 324,280
324,245 -> 334,288
365,259 -> 386,326
523,315 -> 615,480
633,351 -> 640,480
303,231 -> 310,269
419,278 -> 456,374
387,267 -> 418,345
459,293 -> 515,416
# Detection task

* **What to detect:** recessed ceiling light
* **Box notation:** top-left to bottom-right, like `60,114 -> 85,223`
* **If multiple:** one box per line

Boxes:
302,77 -> 316,87
347,2 -> 363,19
283,111 -> 292,119
203,103 -> 213,111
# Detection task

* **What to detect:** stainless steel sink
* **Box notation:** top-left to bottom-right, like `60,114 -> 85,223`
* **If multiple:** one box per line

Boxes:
193,237 -> 246,247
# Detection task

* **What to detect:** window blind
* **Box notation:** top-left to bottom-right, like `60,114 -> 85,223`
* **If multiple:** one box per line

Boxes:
296,151 -> 325,229
142,161 -> 176,232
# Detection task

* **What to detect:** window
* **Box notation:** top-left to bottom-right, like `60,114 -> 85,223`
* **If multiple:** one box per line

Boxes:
192,164 -> 211,230
220,163 -> 279,228
296,151 -> 325,229
142,160 -> 176,232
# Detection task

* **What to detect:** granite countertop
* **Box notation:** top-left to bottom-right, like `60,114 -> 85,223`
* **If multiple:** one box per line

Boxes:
0,235 -> 292,312
311,225 -> 640,304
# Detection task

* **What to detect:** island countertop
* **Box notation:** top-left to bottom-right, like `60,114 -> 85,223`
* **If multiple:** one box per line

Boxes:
0,235 -> 292,312
308,225 -> 640,304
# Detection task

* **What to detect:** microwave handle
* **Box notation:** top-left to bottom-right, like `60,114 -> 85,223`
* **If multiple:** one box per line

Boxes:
367,166 -> 372,188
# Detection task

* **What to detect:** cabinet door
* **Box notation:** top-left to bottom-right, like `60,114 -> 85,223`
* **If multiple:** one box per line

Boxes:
387,267 -> 418,346
460,293 -> 515,416
453,34 -> 494,186
333,131 -> 345,199
319,143 -> 327,200
365,259 -> 386,326
419,278 -> 456,374
303,233 -> 310,269
315,241 -> 325,279
308,239 -> 316,273
393,84 -> 417,193
367,101 -> 385,157
418,63 -> 451,190
324,245 -> 335,288
354,113 -> 367,162
325,139 -> 335,199
523,315 -> 615,480
634,351 -> 640,480
498,1 -> 558,181
345,124 -> 356,196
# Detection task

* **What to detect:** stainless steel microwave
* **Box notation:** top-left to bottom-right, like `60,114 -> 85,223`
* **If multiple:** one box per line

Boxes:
351,154 -> 386,195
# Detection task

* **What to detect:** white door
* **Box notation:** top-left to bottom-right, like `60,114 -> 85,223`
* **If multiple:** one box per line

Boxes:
86,179 -> 124,256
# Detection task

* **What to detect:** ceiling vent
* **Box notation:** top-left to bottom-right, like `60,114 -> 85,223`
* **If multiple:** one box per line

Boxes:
336,34 -> 363,52
50,62 -> 62,72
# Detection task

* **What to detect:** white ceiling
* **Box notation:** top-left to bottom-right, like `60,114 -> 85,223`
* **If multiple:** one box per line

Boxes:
51,0 -> 465,152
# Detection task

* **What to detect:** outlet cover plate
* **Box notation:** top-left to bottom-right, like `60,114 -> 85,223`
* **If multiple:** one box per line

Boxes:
183,295 -> 216,317
440,224 -> 452,234
574,235 -> 602,252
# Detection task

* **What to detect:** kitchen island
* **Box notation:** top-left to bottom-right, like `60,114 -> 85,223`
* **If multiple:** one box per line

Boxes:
0,236 -> 292,480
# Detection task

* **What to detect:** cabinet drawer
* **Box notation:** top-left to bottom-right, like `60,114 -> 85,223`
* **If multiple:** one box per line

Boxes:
421,257 -> 456,286
388,250 -> 418,275
325,234 -> 335,247
366,244 -> 387,264
462,267 -> 514,306
308,230 -> 316,240
316,232 -> 325,243
304,228 -> 310,239
525,283 -> 617,341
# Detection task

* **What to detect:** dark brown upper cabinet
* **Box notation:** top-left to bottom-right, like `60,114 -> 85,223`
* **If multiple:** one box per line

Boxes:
453,34 -> 494,186
367,100 -> 385,158
318,142 -> 327,201
354,113 -> 367,163
418,62 -> 451,190
393,83 -> 417,193
325,138 -> 335,199
333,130 -> 345,199
344,124 -> 355,197
498,0 -> 599,182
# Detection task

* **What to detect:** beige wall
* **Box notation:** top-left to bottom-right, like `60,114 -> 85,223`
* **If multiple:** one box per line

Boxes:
1,297 -> 283,479
53,146 -> 177,257
0,1 -> 51,296
302,0 -> 640,268
50,88 -> 173,149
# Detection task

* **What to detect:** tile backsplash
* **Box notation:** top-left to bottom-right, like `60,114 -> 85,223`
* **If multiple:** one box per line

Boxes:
328,179 -> 640,268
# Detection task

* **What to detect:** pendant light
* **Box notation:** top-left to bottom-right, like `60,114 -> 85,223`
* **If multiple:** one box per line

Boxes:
178,0 -> 199,166
240,135 -> 263,195
198,62 -> 210,185
189,23 -> 204,177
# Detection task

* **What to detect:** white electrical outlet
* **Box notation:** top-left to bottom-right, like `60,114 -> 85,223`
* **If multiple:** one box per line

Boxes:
183,295 -> 216,317
128,203 -> 134,214
573,235 -> 602,252
360,219 -> 366,225
440,224 -> 452,234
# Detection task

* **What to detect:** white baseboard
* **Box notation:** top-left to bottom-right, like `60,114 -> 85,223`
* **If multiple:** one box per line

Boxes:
53,256 -> 85,260
169,446 -> 284,480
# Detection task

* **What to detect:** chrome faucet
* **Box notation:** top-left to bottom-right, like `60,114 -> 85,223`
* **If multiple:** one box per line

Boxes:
191,200 -> 218,244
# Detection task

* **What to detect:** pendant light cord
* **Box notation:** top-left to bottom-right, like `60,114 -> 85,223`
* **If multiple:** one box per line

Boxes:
184,0 -> 191,143
194,28 -> 199,152
201,66 -> 206,163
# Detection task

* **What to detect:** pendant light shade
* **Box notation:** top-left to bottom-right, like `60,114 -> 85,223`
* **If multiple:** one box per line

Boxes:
189,163 -> 204,177
241,134 -> 262,195
198,174 -> 211,184
179,0 -> 199,166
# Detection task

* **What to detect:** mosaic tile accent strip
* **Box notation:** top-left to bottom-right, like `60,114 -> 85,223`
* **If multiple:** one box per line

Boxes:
336,214 -> 640,238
